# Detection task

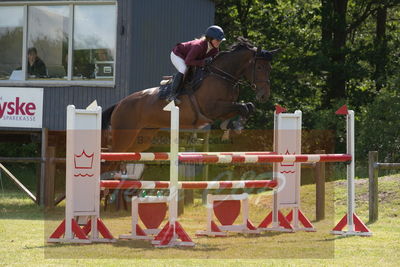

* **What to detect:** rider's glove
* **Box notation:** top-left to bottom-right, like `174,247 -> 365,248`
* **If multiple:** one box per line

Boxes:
204,57 -> 213,66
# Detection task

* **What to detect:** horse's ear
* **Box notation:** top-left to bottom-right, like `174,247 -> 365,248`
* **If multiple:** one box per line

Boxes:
256,46 -> 262,55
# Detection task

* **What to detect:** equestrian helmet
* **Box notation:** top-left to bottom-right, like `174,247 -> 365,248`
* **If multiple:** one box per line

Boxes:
205,25 -> 226,41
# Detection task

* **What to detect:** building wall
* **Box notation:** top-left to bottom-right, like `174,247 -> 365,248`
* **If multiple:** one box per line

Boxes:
0,0 -> 215,131
126,0 -> 215,92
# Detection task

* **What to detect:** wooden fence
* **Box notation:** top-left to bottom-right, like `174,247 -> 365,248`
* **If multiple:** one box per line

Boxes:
368,151 -> 400,222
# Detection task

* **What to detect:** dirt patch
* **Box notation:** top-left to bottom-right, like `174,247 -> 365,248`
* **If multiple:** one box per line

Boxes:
336,174 -> 400,205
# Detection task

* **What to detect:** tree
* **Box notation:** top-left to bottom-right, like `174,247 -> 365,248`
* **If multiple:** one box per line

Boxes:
320,0 -> 400,106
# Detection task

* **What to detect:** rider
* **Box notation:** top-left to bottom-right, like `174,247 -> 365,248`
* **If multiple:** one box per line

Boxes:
167,25 -> 226,103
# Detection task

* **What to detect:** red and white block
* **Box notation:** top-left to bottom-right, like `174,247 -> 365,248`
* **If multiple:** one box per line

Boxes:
48,218 -> 114,243
119,196 -> 168,240
196,193 -> 259,237
257,209 -> 316,233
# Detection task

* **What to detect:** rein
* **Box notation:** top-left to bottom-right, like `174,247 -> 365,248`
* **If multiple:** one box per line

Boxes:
207,65 -> 244,88
207,52 -> 270,90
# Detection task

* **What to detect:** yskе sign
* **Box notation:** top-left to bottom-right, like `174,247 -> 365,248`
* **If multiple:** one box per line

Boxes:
0,87 -> 43,128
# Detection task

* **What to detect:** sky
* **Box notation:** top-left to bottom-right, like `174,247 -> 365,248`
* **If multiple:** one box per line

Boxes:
0,5 -> 116,50
0,6 -> 23,28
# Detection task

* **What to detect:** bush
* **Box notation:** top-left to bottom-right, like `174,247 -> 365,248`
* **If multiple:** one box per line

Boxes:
357,89 -> 400,162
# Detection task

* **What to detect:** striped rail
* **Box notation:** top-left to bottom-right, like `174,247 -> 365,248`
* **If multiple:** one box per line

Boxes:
101,152 -> 352,164
100,180 -> 277,190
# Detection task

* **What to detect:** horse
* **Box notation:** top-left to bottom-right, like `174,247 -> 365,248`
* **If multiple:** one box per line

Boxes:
101,38 -> 276,172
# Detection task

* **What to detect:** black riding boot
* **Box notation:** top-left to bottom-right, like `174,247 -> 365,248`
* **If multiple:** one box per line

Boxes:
167,72 -> 184,104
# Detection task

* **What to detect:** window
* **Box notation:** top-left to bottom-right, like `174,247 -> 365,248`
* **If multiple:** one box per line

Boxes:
0,1 -> 117,86
27,5 -> 70,80
73,5 -> 116,81
0,6 -> 23,80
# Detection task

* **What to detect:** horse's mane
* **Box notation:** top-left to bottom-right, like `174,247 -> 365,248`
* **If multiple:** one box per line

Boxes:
230,37 -> 256,51
214,37 -> 256,59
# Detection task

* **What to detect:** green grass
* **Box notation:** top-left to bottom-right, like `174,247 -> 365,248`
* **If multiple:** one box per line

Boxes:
0,174 -> 399,266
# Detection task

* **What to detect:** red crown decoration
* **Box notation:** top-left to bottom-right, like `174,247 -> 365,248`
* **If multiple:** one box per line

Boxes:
280,149 -> 295,167
74,150 -> 94,169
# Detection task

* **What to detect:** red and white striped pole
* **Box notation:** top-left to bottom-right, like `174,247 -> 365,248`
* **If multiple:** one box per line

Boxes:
100,180 -> 278,190
101,152 -> 352,163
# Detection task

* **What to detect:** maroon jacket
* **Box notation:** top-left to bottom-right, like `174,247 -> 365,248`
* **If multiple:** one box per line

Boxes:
172,39 -> 219,67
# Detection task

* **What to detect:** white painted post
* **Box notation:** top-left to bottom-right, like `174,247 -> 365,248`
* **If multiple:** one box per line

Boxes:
163,101 -> 180,242
331,106 -> 371,236
206,194 -> 213,233
347,110 -> 355,232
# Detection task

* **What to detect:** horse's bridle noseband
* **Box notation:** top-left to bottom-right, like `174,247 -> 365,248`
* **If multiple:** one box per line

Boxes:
207,49 -> 272,91
250,56 -> 271,90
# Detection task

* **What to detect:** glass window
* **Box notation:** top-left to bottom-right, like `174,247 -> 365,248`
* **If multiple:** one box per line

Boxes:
0,6 -> 23,80
27,5 -> 70,80
73,5 -> 116,81
0,3 -> 116,85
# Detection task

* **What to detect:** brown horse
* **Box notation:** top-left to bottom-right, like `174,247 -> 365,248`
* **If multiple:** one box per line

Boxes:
102,38 -> 276,158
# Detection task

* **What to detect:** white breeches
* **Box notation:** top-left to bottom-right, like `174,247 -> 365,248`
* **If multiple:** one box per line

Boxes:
170,52 -> 188,74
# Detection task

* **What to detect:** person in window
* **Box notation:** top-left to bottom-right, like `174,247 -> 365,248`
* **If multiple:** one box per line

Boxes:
27,47 -> 47,77
96,49 -> 112,61
167,25 -> 226,103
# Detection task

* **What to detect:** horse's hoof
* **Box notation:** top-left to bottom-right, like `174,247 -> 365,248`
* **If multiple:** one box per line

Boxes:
246,102 -> 255,114
221,130 -> 230,141
233,119 -> 244,131
234,129 -> 242,134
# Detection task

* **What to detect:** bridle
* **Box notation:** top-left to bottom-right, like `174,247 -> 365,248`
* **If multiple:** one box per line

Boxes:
207,48 -> 272,91
251,51 -> 272,89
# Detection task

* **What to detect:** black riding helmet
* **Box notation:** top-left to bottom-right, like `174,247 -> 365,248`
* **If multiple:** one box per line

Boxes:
205,25 -> 226,41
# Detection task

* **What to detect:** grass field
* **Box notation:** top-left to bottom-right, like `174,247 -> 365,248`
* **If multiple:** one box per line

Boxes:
0,174 -> 399,267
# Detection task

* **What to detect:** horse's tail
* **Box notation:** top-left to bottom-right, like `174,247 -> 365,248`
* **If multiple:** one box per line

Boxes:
102,104 -> 116,130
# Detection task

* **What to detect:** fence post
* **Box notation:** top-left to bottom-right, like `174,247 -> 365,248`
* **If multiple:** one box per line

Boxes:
369,151 -> 379,222
202,130 -> 210,205
315,149 -> 326,221
44,146 -> 56,208
40,128 -> 48,206
35,162 -> 41,205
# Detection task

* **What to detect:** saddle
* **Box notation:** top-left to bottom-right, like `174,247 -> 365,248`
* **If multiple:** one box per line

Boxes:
158,67 -> 208,100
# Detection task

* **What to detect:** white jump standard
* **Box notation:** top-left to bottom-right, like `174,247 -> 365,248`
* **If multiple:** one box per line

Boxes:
48,104 -> 115,243
331,105 -> 371,236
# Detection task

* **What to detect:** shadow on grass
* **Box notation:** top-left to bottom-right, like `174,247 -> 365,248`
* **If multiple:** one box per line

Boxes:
112,239 -> 225,252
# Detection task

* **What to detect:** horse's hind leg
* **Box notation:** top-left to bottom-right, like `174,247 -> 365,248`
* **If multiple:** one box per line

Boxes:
129,128 -> 160,152
111,129 -> 141,152
100,129 -> 140,175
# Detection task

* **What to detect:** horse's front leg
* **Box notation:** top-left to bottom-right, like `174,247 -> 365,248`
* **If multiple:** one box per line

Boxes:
207,100 -> 255,119
206,101 -> 255,132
